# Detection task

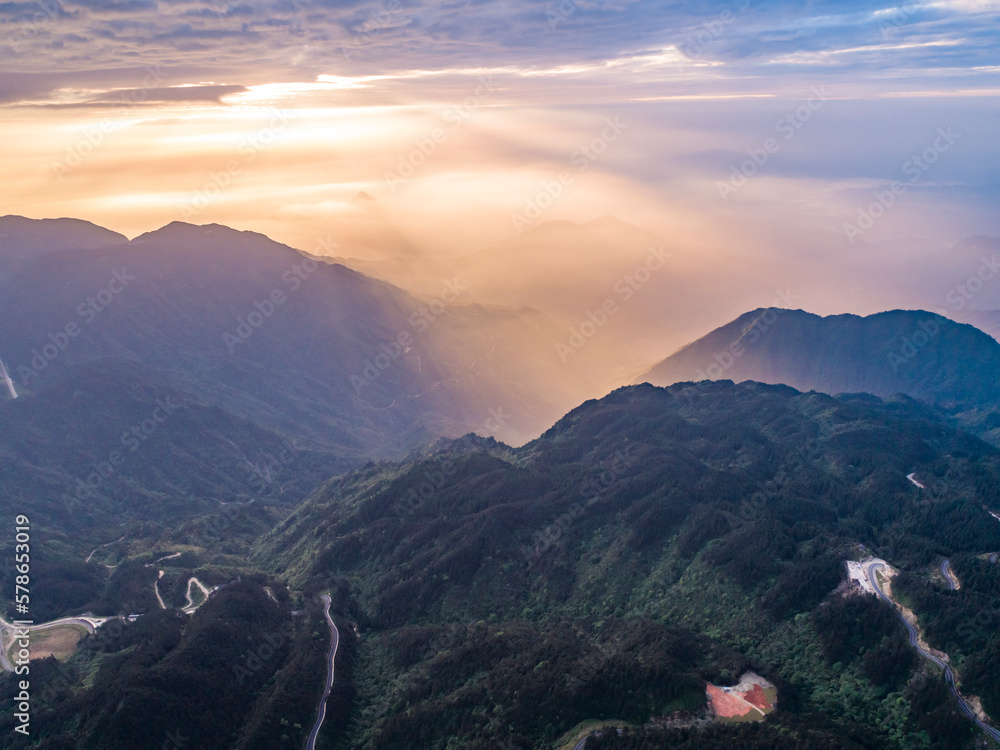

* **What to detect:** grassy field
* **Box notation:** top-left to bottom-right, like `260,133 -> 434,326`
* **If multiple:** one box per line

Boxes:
7,624 -> 90,665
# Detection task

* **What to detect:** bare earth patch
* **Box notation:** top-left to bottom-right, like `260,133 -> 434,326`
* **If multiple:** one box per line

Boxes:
706,672 -> 776,723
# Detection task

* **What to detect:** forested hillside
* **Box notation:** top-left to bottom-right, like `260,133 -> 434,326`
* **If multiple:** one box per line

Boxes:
0,581 -> 330,750
249,381 -> 1000,750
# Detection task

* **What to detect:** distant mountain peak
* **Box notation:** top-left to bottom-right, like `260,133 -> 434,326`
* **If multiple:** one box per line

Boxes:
0,216 -> 128,270
640,308 -> 1000,436
352,190 -> 377,202
130,221 -> 287,249
0,214 -> 128,241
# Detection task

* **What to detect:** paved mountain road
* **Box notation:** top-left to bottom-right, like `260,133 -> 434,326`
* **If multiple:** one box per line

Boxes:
941,559 -> 960,591
0,614 -> 113,673
867,561 -> 1000,744
305,594 -> 340,750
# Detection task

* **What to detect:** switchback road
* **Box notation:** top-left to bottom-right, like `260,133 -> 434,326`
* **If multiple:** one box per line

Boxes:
867,561 -> 1000,744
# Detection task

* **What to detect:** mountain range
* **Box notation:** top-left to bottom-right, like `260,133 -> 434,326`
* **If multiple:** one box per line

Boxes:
0,216 -> 582,451
8,380 -> 999,749
2,214 -> 1000,750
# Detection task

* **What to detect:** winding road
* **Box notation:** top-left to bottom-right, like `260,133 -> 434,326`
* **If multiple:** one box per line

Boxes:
153,574 -> 215,612
84,535 -> 125,563
0,613 -> 113,673
182,577 -> 212,612
2,576 -> 221,674
941,559 -> 960,591
154,571 -> 167,609
305,594 -> 340,750
866,561 -> 1000,744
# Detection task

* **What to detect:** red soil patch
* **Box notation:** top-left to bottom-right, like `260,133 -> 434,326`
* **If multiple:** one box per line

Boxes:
706,684 -> 757,718
743,684 -> 772,712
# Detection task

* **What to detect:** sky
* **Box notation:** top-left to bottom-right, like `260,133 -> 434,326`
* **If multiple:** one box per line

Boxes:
1,0 -> 999,332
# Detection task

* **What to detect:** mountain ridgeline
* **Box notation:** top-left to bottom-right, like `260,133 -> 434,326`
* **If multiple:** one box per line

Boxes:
641,308 -> 1000,437
0,217 -> 568,454
254,381 -> 1000,750
0,215 -> 591,625
0,215 -> 599,577
3,216 -> 1000,750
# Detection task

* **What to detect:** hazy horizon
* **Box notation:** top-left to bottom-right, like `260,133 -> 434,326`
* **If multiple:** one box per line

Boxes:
4,0 -> 999,293
5,2 -> 1000,747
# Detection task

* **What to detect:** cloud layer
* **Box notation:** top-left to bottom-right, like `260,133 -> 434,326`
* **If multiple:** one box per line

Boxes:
2,0 -> 1000,103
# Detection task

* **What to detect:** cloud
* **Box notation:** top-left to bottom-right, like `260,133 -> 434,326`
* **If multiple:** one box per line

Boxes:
70,0 -> 158,12
87,82 -> 247,102
147,21 -> 261,43
0,0 -> 996,100
0,0 -> 75,21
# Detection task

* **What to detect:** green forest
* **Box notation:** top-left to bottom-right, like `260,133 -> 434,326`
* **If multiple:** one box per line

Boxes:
3,381 -> 1000,749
